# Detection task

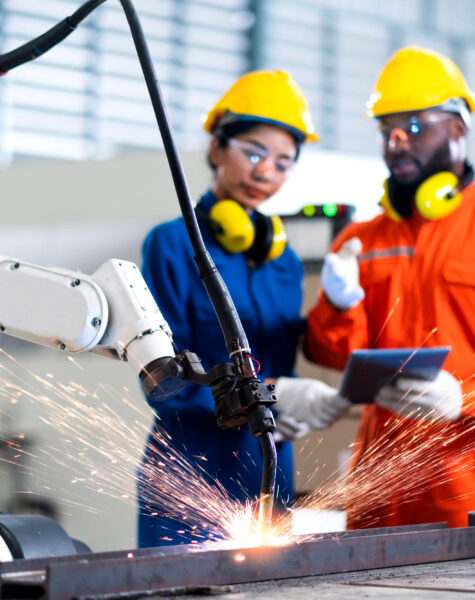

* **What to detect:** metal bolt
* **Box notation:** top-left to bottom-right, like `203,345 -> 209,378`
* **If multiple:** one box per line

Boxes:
58,342 -> 66,350
71,279 -> 81,287
92,318 -> 101,327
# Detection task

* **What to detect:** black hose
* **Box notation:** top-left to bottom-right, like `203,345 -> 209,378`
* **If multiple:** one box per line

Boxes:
117,0 -> 251,362
0,0 -> 278,517
0,0 -> 107,73
0,0 -> 251,366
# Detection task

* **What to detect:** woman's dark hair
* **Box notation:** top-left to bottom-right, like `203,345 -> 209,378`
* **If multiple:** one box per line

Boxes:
207,120 -> 302,171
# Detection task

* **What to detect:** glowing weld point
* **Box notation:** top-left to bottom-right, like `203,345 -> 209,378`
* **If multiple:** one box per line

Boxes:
235,554 -> 246,562
127,552 -> 134,558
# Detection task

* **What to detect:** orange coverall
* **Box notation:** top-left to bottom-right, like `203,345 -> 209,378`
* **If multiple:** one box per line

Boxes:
305,182 -> 475,529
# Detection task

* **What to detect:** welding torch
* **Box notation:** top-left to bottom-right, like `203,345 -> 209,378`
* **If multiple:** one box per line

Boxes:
0,0 -> 278,528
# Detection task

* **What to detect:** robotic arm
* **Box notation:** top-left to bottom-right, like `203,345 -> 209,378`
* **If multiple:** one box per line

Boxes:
0,255 -> 277,433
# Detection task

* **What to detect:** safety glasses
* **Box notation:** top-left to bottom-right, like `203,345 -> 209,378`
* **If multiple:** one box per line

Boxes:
228,138 -> 296,175
378,112 -> 455,145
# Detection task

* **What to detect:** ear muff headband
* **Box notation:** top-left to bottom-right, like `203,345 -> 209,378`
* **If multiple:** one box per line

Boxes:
380,171 -> 464,221
208,199 -> 286,262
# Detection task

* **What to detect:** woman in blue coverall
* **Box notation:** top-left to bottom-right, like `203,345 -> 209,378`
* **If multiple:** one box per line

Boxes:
139,70 -> 318,547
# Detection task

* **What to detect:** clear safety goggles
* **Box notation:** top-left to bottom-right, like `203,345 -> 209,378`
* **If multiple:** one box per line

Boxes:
378,112 -> 456,146
228,138 -> 296,175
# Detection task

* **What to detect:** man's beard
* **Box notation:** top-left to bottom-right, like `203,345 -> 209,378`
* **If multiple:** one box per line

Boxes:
387,142 -> 454,218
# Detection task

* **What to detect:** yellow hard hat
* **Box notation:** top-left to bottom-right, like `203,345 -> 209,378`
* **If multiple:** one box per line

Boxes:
202,70 -> 318,143
366,46 -> 475,118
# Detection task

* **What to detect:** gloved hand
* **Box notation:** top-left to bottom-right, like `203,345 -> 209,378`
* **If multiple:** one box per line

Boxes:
273,413 -> 311,443
375,370 -> 463,421
321,237 -> 365,310
274,377 -> 350,430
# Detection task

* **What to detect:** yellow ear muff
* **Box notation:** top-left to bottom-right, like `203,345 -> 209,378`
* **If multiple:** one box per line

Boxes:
266,215 -> 287,261
414,171 -> 462,220
209,199 -> 254,253
379,179 -> 403,222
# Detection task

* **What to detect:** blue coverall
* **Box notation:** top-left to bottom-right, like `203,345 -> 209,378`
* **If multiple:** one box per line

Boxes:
138,191 -> 304,547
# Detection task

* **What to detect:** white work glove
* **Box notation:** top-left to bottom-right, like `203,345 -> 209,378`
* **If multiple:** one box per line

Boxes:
273,413 -> 311,443
274,377 -> 351,430
375,370 -> 463,422
321,237 -> 365,310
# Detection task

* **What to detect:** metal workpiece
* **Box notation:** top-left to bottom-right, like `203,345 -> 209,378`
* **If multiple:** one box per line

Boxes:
1,522 -> 474,600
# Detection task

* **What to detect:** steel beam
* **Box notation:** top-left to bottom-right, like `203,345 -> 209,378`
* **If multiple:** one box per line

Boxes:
1,523 -> 474,600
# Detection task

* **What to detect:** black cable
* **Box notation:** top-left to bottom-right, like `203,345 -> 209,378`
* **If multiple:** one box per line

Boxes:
0,0 -> 107,73
0,0 -> 251,365
0,0 -> 277,516
119,3 -> 276,519
118,0 -> 251,362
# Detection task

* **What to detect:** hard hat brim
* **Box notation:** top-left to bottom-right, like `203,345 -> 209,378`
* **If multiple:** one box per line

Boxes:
204,110 -> 319,143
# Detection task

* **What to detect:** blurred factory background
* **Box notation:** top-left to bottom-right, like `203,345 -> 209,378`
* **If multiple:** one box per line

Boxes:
0,0 -> 474,551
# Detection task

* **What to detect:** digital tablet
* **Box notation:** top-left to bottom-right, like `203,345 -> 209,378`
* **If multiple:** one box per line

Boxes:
339,346 -> 451,404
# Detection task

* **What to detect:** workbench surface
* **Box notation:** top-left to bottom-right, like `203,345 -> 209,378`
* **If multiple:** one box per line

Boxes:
150,558 -> 475,599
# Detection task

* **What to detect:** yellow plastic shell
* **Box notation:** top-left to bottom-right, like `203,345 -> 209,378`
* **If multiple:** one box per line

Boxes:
209,200 -> 255,253
415,172 -> 462,221
366,46 -> 475,117
203,70 -> 318,142
266,215 -> 287,261
379,180 -> 403,222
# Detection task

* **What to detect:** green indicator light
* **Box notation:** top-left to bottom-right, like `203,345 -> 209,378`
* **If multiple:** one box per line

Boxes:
302,205 -> 316,217
323,203 -> 338,217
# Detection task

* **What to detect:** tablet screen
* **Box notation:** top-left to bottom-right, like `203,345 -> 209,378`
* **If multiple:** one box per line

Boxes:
339,347 -> 451,404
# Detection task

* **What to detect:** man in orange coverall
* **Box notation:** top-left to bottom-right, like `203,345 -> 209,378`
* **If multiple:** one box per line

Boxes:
292,47 -> 475,529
